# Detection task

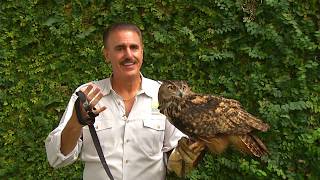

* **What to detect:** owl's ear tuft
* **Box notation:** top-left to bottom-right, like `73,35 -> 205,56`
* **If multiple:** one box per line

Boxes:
180,80 -> 189,84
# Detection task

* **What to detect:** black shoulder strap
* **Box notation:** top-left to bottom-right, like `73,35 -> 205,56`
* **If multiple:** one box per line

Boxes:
75,91 -> 114,180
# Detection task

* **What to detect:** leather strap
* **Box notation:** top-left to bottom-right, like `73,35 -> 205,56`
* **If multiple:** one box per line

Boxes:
88,124 -> 114,180
75,91 -> 114,180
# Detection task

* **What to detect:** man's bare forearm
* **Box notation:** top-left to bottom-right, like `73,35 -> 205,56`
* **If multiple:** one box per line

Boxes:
60,108 -> 83,156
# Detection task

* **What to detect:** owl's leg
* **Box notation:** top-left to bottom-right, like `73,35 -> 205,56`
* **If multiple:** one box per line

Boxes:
200,136 -> 229,154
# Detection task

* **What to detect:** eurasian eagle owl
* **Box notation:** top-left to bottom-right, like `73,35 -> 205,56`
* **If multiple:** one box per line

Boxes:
158,80 -> 269,157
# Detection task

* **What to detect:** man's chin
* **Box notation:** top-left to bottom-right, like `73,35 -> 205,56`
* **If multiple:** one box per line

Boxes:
122,65 -> 136,71
121,69 -> 140,78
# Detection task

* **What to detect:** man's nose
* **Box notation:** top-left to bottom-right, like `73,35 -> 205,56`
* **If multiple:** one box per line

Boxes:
125,47 -> 134,59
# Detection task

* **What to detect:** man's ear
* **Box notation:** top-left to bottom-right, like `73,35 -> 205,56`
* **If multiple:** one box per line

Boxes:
103,48 -> 110,63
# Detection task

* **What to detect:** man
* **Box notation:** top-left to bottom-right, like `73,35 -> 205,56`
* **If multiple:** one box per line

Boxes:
45,23 -> 204,180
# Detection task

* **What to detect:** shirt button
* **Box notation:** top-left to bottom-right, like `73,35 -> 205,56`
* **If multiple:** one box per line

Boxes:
125,160 -> 129,163
157,125 -> 160,129
126,139 -> 130,143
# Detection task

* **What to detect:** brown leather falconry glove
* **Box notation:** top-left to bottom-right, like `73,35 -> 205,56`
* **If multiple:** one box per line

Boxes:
167,137 -> 206,177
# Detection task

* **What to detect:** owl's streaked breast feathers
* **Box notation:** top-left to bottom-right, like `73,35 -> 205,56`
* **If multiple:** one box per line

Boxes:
158,80 -> 270,157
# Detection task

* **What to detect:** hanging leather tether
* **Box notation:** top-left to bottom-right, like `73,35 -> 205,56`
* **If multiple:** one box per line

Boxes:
75,91 -> 114,180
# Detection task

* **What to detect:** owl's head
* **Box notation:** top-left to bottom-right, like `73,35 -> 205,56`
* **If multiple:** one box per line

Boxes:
158,80 -> 192,104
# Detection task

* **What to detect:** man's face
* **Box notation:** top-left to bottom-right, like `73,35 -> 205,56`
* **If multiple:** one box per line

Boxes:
103,30 -> 143,79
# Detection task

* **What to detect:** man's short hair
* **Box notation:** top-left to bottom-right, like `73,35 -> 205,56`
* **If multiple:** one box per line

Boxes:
103,22 -> 143,47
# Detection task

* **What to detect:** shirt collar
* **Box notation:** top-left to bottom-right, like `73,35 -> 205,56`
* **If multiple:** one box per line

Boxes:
139,74 -> 154,97
101,77 -> 112,96
101,73 -> 154,98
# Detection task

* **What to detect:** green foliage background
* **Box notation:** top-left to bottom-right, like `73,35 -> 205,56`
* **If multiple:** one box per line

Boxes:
1,0 -> 319,179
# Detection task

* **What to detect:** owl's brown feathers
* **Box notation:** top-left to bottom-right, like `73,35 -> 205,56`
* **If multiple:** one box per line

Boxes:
158,80 -> 270,157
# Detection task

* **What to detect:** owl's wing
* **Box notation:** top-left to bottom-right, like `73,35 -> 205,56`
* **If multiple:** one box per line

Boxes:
176,94 -> 269,138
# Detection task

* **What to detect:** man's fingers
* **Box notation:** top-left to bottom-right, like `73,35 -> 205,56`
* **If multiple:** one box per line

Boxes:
94,106 -> 107,114
85,87 -> 99,102
88,86 -> 100,96
90,92 -> 103,108
80,83 -> 102,102
78,83 -> 107,114
82,84 -> 93,94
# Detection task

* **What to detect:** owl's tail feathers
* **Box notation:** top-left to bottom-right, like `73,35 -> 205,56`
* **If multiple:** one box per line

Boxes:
229,134 -> 269,157
241,112 -> 270,132
200,136 -> 229,154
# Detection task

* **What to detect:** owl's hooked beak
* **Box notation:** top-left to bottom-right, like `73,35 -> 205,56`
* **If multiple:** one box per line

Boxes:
176,90 -> 183,98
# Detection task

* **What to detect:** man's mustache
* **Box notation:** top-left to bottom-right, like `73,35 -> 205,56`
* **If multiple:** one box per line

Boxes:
120,59 -> 137,65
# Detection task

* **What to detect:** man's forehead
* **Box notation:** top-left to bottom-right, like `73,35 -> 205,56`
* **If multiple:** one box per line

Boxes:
107,30 -> 142,46
108,30 -> 141,41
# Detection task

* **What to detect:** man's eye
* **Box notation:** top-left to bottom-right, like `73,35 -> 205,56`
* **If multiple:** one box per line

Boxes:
131,45 -> 139,51
115,47 -> 123,51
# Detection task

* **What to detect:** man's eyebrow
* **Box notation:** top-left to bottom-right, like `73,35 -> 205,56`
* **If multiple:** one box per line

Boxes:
130,44 -> 139,48
114,43 -> 140,49
114,44 -> 125,49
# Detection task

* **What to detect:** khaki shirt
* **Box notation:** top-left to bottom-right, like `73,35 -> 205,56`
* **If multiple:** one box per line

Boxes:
45,76 -> 185,180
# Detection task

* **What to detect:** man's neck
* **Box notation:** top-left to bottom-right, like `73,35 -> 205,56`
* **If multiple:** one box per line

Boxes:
111,74 -> 141,99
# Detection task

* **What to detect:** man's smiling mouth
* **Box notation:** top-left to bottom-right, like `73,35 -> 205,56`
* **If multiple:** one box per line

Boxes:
121,59 -> 137,66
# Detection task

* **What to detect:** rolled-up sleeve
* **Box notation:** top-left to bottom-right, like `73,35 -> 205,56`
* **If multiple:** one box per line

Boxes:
45,93 -> 83,168
162,119 -> 186,152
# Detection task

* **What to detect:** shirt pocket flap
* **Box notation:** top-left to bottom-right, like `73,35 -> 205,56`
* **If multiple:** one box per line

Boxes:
143,118 -> 165,131
82,118 -> 112,131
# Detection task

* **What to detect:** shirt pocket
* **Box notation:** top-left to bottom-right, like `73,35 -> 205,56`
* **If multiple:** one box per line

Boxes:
140,113 -> 166,155
82,117 -> 114,158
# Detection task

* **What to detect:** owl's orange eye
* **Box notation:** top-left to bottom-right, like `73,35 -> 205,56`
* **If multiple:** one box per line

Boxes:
167,85 -> 175,90
182,85 -> 187,90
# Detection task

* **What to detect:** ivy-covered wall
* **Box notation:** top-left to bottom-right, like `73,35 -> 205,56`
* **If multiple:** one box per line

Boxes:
1,0 -> 319,179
